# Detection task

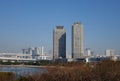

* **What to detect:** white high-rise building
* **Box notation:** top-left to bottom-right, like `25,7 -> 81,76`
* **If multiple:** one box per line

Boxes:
86,48 -> 91,56
34,47 -> 41,55
72,22 -> 84,59
28,48 -> 33,54
105,49 -> 115,56
41,46 -> 44,55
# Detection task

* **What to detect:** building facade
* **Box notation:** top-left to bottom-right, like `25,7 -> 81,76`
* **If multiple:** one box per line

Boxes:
22,47 -> 48,60
105,49 -> 115,56
72,22 -> 84,59
86,48 -> 91,56
53,26 -> 66,60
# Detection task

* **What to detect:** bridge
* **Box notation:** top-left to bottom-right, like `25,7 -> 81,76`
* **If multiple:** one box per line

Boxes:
0,53 -> 50,62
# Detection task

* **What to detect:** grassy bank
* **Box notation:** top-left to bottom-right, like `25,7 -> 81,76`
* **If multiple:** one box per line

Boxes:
0,61 -> 120,81
0,72 -> 15,81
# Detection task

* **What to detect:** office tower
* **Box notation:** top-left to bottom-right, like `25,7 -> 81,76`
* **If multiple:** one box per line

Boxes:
34,47 -> 41,55
22,48 -> 33,54
28,48 -> 33,54
86,48 -> 91,56
34,46 -> 44,55
53,26 -> 66,60
41,46 -> 44,55
22,49 -> 28,54
34,46 -> 46,60
72,22 -> 84,59
105,49 -> 115,56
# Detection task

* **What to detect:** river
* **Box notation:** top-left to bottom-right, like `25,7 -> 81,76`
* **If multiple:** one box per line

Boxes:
0,65 -> 46,76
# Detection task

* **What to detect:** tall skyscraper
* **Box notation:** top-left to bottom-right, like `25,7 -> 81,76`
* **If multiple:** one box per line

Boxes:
53,26 -> 66,60
72,22 -> 84,59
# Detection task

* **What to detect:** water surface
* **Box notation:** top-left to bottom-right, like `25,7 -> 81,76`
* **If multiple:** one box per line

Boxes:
0,66 -> 46,76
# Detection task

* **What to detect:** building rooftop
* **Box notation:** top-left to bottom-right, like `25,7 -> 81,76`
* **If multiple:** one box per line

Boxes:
74,22 -> 81,25
56,26 -> 64,29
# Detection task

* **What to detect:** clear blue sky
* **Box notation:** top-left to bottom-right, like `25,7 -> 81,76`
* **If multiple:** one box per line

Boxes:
0,0 -> 120,54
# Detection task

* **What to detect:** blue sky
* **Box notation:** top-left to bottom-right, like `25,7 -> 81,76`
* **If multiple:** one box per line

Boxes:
0,0 -> 120,54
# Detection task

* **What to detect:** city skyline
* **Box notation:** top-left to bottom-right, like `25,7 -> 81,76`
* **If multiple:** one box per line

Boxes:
0,0 -> 120,54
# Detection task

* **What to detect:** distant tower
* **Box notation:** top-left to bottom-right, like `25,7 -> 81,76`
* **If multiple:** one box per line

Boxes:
22,49 -> 27,54
105,49 -> 115,56
86,48 -> 91,56
34,47 -> 41,55
72,22 -> 84,59
28,48 -> 33,54
53,26 -> 66,60
41,46 -> 44,55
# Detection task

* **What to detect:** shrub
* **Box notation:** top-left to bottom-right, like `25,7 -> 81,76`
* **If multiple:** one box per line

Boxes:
0,72 -> 15,81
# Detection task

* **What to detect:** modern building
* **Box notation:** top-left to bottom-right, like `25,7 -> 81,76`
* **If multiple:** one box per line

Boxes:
22,47 -> 49,60
22,49 -> 28,54
53,26 -> 66,60
34,47 -> 41,55
28,48 -> 33,54
86,48 -> 91,56
72,22 -> 84,59
105,49 -> 115,56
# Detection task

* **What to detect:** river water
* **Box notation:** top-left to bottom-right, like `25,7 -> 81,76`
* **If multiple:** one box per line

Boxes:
0,66 -> 46,76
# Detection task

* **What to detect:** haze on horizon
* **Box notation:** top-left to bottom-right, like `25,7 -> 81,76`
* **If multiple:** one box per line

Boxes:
0,0 -> 120,55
